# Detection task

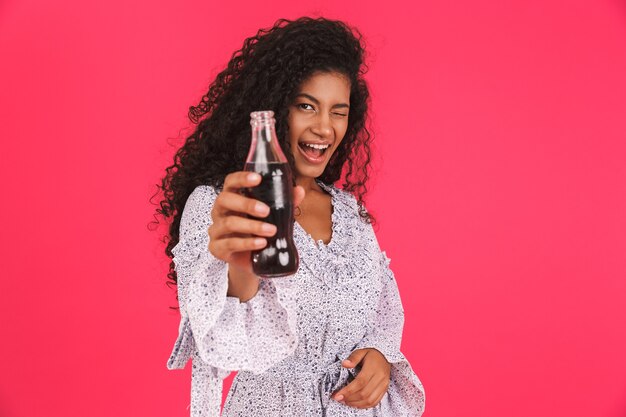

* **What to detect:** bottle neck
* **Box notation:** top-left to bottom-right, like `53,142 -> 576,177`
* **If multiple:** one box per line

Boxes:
251,121 -> 275,145
247,111 -> 287,165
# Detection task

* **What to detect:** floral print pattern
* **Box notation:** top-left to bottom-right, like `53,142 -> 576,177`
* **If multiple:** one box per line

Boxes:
167,181 -> 425,416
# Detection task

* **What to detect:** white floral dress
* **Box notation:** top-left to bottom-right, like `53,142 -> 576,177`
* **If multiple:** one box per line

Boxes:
166,180 -> 425,416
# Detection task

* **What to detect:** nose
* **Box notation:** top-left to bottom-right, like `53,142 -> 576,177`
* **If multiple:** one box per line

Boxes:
311,112 -> 333,139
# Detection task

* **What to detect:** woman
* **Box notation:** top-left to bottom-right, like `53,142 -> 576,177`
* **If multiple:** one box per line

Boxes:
157,16 -> 425,417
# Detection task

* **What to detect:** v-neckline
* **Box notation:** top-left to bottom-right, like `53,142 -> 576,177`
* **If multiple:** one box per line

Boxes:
294,180 -> 338,250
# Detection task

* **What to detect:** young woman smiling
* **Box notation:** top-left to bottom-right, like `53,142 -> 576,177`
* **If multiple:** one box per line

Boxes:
156,16 -> 425,417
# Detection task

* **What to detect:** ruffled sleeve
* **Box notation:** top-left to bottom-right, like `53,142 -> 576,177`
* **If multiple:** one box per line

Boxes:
165,185 -> 299,417
354,231 -> 426,415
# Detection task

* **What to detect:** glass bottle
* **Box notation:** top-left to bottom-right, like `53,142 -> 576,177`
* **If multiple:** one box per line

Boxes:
243,110 -> 299,277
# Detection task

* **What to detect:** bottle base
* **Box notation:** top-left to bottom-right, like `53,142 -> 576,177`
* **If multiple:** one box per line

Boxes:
254,263 -> 299,278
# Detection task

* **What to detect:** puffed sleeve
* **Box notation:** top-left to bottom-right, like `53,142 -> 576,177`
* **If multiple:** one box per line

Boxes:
165,185 -> 299,417
354,220 -> 426,416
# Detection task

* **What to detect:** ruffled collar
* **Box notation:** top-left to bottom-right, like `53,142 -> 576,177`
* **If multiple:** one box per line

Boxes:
294,180 -> 340,250
293,180 -> 356,288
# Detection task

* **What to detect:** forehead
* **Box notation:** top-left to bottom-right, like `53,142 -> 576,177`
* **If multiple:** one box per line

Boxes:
297,71 -> 351,101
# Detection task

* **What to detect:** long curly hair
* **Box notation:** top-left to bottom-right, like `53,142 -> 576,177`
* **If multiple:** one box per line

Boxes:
153,16 -> 375,293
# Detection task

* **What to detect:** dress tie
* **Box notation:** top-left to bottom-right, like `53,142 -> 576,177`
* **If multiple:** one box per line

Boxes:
317,355 -> 360,415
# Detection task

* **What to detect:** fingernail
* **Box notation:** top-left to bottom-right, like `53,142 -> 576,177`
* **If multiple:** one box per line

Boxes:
255,202 -> 269,215
335,395 -> 344,401
247,173 -> 261,182
261,223 -> 276,233
254,238 -> 266,247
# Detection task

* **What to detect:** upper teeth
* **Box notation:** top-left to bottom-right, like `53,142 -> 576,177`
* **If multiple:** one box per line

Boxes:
303,143 -> 330,150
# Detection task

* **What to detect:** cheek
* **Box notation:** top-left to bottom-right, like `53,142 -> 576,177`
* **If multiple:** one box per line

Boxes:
329,126 -> 348,155
287,115 -> 304,142
341,121 -> 349,137
336,121 -> 349,143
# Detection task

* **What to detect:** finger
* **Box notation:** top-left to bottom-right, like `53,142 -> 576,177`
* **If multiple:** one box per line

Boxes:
223,171 -> 262,192
210,236 -> 267,259
214,191 -> 270,218
342,375 -> 388,408
373,388 -> 389,407
333,372 -> 374,401
293,185 -> 305,208
211,215 -> 277,239
342,349 -> 369,368
345,381 -> 388,409
341,373 -> 381,403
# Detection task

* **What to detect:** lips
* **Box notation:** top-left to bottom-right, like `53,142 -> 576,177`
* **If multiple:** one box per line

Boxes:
297,141 -> 331,164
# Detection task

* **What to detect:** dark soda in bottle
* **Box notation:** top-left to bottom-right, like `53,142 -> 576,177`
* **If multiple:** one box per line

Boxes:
243,110 -> 299,277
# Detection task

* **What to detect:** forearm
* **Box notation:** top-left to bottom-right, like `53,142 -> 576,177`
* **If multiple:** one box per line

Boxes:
227,265 -> 260,302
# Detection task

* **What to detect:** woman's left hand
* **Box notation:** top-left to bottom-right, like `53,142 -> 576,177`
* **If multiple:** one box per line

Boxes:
332,348 -> 391,409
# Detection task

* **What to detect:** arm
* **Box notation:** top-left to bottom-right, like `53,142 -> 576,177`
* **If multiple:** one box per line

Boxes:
166,185 -> 299,416
354,250 -> 407,362
227,266 -> 260,302
352,249 -> 426,416
332,206 -> 425,415
172,185 -> 298,368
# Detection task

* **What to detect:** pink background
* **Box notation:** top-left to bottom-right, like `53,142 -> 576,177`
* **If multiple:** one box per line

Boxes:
1,0 -> 625,416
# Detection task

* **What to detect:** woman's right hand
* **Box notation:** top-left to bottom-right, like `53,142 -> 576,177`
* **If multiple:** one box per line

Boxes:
208,171 -> 305,277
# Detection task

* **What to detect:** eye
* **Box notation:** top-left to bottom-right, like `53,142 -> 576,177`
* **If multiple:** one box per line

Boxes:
297,103 -> 315,111
332,112 -> 348,117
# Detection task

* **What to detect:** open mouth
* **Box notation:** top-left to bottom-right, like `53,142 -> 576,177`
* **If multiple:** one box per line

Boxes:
297,142 -> 331,163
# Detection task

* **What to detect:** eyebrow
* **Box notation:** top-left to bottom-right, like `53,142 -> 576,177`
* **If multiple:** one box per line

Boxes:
295,93 -> 350,109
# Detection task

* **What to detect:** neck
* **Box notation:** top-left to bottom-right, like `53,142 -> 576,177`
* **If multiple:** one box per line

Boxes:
295,176 -> 322,193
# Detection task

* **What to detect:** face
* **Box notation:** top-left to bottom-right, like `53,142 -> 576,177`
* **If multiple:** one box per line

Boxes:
287,71 -> 351,180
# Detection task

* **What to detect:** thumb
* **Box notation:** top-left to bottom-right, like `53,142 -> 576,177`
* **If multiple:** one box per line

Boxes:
293,185 -> 305,207
342,349 -> 368,368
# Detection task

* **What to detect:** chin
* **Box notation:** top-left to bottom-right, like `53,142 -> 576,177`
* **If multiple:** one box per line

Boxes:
297,168 -> 326,180
294,163 -> 327,180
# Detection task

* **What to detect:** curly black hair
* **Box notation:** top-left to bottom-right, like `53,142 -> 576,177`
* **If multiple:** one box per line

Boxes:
152,16 -> 375,294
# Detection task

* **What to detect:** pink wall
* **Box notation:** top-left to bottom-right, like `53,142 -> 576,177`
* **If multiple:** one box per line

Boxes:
1,0 -> 625,416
